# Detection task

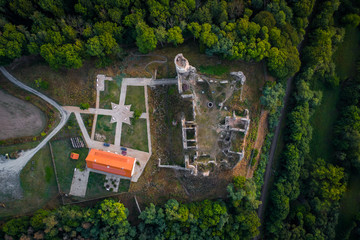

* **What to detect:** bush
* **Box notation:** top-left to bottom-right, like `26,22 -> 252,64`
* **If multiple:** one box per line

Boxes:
34,78 -> 49,90
76,160 -> 86,171
2,217 -> 30,238
80,103 -> 90,110
134,109 -> 142,120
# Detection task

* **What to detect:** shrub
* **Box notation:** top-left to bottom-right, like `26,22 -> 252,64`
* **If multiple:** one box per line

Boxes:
134,109 -> 142,120
34,78 -> 49,90
41,132 -> 46,136
80,103 -> 90,110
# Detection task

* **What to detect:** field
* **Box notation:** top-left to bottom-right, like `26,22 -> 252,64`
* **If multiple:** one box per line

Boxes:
309,81 -> 340,161
99,80 -> 121,109
95,115 -> 116,144
0,74 -> 58,146
0,141 -> 40,155
125,86 -> 146,112
0,90 -> 45,140
0,145 -> 58,219
51,139 -> 89,194
334,27 -> 360,80
121,119 -> 148,152
8,57 -> 96,107
334,26 -> 360,239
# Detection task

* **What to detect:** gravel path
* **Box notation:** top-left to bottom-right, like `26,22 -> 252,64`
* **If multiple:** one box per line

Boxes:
0,67 -> 69,200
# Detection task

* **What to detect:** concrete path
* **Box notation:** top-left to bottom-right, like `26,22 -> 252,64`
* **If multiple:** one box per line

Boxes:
69,168 -> 90,197
67,76 -> 154,182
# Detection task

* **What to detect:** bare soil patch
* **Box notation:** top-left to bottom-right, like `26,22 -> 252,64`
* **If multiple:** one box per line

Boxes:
0,90 -> 46,140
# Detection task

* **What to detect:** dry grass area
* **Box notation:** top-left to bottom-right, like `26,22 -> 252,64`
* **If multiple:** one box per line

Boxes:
128,42 -> 267,204
8,56 -> 96,107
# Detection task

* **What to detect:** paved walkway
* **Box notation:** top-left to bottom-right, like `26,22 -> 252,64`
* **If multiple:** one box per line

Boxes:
69,168 -> 90,197
66,76 -> 155,182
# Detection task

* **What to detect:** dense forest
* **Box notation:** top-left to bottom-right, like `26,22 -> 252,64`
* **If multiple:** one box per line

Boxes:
0,0 -> 310,80
1,177 -> 261,239
264,0 -> 360,239
1,0 -> 360,239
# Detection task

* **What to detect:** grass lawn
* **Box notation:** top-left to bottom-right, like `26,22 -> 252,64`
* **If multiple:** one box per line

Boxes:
334,26 -> 360,239
199,65 -> 229,77
309,81 -> 340,161
0,145 -> 58,219
85,172 -> 123,198
0,141 -> 40,155
125,86 -> 146,112
51,139 -> 89,194
121,119 -> 148,152
99,80 -> 121,109
81,113 -> 94,137
9,59 -> 96,107
336,174 -> 360,239
54,113 -> 82,139
334,27 -> 360,80
95,115 -> 116,144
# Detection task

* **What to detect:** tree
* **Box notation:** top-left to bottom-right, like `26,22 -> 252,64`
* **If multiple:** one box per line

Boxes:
200,23 -> 218,47
0,24 -> 26,64
311,159 -> 346,201
187,22 -> 202,40
2,217 -> 30,238
155,27 -> 167,46
253,11 -> 276,29
167,26 -> 184,46
342,14 -> 360,27
135,22 -> 157,53
260,82 -> 285,114
30,209 -> 50,231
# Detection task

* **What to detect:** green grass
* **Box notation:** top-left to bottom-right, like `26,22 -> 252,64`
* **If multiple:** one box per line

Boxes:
100,80 -> 121,109
85,172 -> 115,198
334,27 -> 360,80
0,141 -> 40,155
336,174 -> 360,239
125,86 -> 146,112
95,115 -> 116,144
199,65 -> 229,76
51,139 -> 89,194
121,119 -> 148,152
81,113 -> 94,137
118,179 -> 131,192
309,81 -> 340,161
334,26 -> 360,239
0,144 -> 58,219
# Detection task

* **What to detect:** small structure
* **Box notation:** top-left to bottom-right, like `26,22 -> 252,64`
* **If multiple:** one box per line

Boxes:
85,149 -> 136,179
230,71 -> 246,85
70,152 -> 79,160
174,53 -> 196,93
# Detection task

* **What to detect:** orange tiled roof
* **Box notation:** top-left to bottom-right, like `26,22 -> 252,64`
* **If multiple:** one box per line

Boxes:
85,149 -> 135,178
70,153 -> 79,160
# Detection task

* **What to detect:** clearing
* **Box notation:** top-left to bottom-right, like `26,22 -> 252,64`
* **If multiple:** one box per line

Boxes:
0,90 -> 46,140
